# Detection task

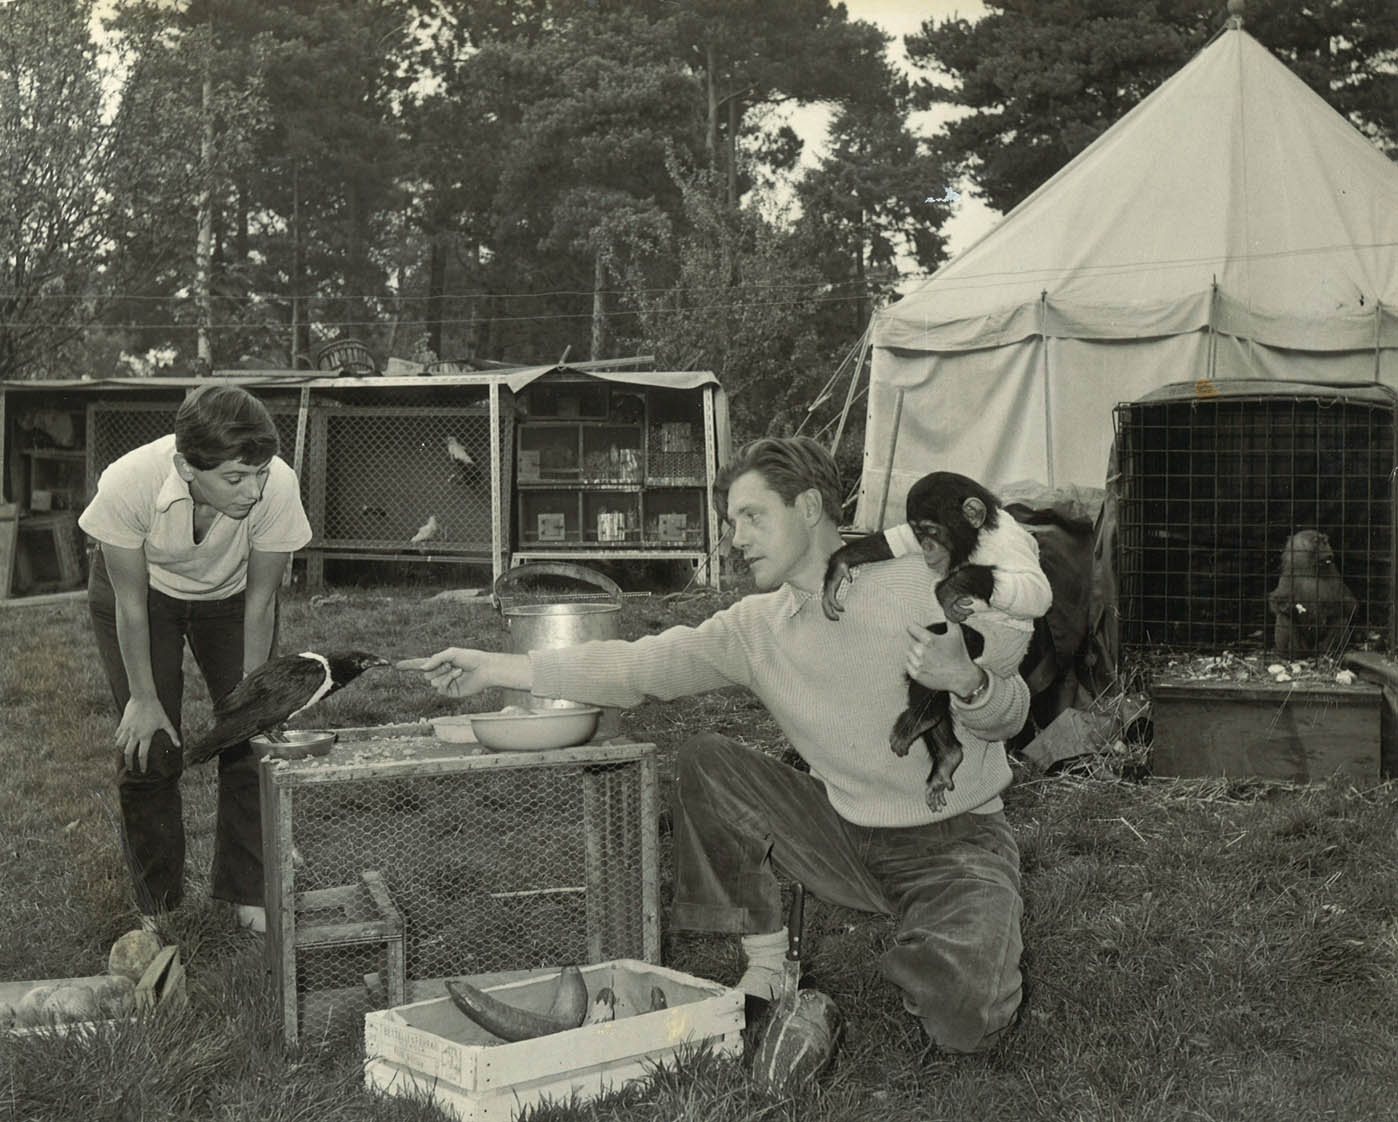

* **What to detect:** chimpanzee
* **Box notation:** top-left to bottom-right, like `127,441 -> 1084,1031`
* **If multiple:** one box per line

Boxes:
822,471 -> 1052,809
1267,529 -> 1358,658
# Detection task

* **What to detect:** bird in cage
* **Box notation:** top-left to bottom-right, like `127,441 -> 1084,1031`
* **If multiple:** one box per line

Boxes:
186,650 -> 389,763
1267,529 -> 1359,658
445,434 -> 480,484
411,514 -> 441,546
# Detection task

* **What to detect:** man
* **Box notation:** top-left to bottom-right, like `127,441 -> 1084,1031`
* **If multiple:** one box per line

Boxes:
401,436 -> 1027,1052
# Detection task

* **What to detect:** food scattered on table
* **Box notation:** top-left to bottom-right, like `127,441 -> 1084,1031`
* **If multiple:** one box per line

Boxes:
1145,650 -> 1364,686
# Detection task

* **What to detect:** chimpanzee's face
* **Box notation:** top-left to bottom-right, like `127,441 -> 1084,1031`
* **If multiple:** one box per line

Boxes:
909,519 -> 953,573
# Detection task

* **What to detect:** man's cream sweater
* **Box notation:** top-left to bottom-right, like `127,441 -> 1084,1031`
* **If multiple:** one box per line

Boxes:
532,554 -> 1027,828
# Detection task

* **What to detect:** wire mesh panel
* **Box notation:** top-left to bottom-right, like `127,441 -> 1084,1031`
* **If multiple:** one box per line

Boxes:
259,734 -> 660,1045
316,405 -> 494,554
1115,382 -> 1397,652
87,397 -> 305,506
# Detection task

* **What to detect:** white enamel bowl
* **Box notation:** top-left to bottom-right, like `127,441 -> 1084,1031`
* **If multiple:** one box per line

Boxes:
466,706 -> 602,752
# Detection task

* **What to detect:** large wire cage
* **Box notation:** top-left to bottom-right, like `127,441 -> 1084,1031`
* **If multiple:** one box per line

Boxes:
312,401 -> 496,555
259,735 -> 660,1046
88,396 -> 306,506
1114,381 -> 1397,653
83,383 -> 509,574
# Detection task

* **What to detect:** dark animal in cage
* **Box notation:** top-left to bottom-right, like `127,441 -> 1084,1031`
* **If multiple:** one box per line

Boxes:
1114,381 -> 1397,654
1267,530 -> 1358,658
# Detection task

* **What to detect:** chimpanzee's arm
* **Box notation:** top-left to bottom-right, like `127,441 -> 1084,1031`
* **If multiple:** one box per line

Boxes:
822,533 -> 895,621
935,563 -> 998,624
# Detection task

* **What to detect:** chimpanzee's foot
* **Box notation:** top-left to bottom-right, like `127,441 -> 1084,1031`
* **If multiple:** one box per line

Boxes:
924,743 -> 964,809
889,709 -> 923,757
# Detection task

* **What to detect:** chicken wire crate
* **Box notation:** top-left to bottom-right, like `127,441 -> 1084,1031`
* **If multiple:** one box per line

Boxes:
258,728 -> 660,1046
1114,381 -> 1397,654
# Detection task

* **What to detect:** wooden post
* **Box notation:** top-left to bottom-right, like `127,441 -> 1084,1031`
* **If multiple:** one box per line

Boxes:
0,503 -> 18,600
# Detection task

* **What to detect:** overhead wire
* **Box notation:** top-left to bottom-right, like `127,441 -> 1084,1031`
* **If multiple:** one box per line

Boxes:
4,237 -> 1392,311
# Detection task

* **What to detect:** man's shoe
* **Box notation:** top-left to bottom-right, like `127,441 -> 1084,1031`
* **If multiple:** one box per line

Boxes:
234,904 -> 266,934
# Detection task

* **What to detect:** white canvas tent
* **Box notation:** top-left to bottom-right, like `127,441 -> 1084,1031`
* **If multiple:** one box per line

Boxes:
854,21 -> 1398,531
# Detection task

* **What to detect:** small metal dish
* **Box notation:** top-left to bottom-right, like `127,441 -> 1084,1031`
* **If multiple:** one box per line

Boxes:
250,730 -> 337,760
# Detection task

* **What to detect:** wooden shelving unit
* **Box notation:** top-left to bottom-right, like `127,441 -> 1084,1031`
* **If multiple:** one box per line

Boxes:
512,380 -> 720,586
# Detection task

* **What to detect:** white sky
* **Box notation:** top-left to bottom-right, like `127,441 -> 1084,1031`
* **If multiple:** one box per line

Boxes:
790,0 -> 996,261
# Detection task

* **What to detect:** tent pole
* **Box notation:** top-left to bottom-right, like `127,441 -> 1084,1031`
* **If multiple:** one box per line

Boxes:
1375,300 -> 1383,384
1207,277 -> 1219,382
830,327 -> 872,457
1039,291 -> 1055,487
876,388 -> 905,527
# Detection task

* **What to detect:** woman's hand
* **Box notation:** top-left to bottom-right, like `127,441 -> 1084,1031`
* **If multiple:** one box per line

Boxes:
116,696 -> 179,772
903,622 -> 984,698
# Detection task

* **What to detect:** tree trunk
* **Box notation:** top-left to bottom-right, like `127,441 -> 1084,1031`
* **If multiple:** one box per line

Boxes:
290,163 -> 304,365
427,235 -> 447,359
855,206 -> 867,333
196,32 -> 214,368
727,94 -> 740,207
706,43 -> 719,174
590,250 -> 607,361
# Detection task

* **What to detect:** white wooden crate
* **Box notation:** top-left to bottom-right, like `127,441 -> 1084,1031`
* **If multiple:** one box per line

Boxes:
363,959 -> 743,1121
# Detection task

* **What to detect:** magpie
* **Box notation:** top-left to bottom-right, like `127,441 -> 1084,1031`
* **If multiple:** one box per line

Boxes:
185,650 -> 389,763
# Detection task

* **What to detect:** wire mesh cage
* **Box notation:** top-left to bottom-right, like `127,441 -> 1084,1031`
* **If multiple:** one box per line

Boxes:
259,733 -> 660,1045
314,404 -> 495,554
87,396 -> 306,506
1115,381 -> 1397,653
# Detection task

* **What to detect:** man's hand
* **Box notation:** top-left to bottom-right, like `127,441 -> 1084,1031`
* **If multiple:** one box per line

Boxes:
116,696 -> 179,772
396,649 -> 532,699
903,622 -> 982,697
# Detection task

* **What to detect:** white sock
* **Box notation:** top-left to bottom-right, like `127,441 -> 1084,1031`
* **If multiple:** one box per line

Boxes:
737,927 -> 789,999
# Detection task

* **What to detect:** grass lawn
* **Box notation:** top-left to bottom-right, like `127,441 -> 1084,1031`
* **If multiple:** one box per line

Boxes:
2,580 -> 1396,1122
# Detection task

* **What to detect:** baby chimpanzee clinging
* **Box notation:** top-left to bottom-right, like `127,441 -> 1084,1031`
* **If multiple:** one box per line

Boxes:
823,471 -> 1051,809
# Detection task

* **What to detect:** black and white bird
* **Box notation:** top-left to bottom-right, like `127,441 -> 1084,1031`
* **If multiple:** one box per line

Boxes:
185,650 -> 389,764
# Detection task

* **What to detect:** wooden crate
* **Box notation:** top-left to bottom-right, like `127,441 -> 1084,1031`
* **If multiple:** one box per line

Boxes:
363,960 -> 744,1121
1149,677 -> 1381,784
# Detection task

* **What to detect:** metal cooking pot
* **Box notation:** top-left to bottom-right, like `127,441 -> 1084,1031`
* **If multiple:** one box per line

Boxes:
492,562 -> 622,736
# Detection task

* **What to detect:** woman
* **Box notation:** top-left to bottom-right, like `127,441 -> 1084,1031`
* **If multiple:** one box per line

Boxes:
80,384 -> 312,933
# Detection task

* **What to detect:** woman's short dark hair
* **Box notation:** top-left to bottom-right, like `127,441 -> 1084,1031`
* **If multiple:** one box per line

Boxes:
715,435 -> 844,523
175,384 -> 280,470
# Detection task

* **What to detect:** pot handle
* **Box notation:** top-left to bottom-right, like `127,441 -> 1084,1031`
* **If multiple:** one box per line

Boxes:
492,561 -> 623,611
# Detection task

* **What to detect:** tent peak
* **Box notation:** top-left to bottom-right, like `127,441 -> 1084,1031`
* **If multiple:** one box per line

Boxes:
1226,0 -> 1244,29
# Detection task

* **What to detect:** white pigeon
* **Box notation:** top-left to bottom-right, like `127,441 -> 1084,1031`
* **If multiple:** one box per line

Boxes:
410,514 -> 440,545
445,434 -> 474,467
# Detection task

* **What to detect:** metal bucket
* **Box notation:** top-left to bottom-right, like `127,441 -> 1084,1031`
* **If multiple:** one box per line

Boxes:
492,562 -> 623,736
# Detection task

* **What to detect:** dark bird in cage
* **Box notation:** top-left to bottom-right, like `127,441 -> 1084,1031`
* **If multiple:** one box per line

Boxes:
445,434 -> 480,483
1267,530 -> 1359,658
185,650 -> 389,763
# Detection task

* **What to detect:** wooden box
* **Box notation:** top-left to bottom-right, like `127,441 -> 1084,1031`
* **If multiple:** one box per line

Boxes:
1149,678 -> 1381,784
1,975 -> 137,1037
363,960 -> 743,1121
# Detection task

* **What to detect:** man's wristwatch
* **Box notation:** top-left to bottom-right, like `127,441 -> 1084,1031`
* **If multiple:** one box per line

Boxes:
954,665 -> 991,705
